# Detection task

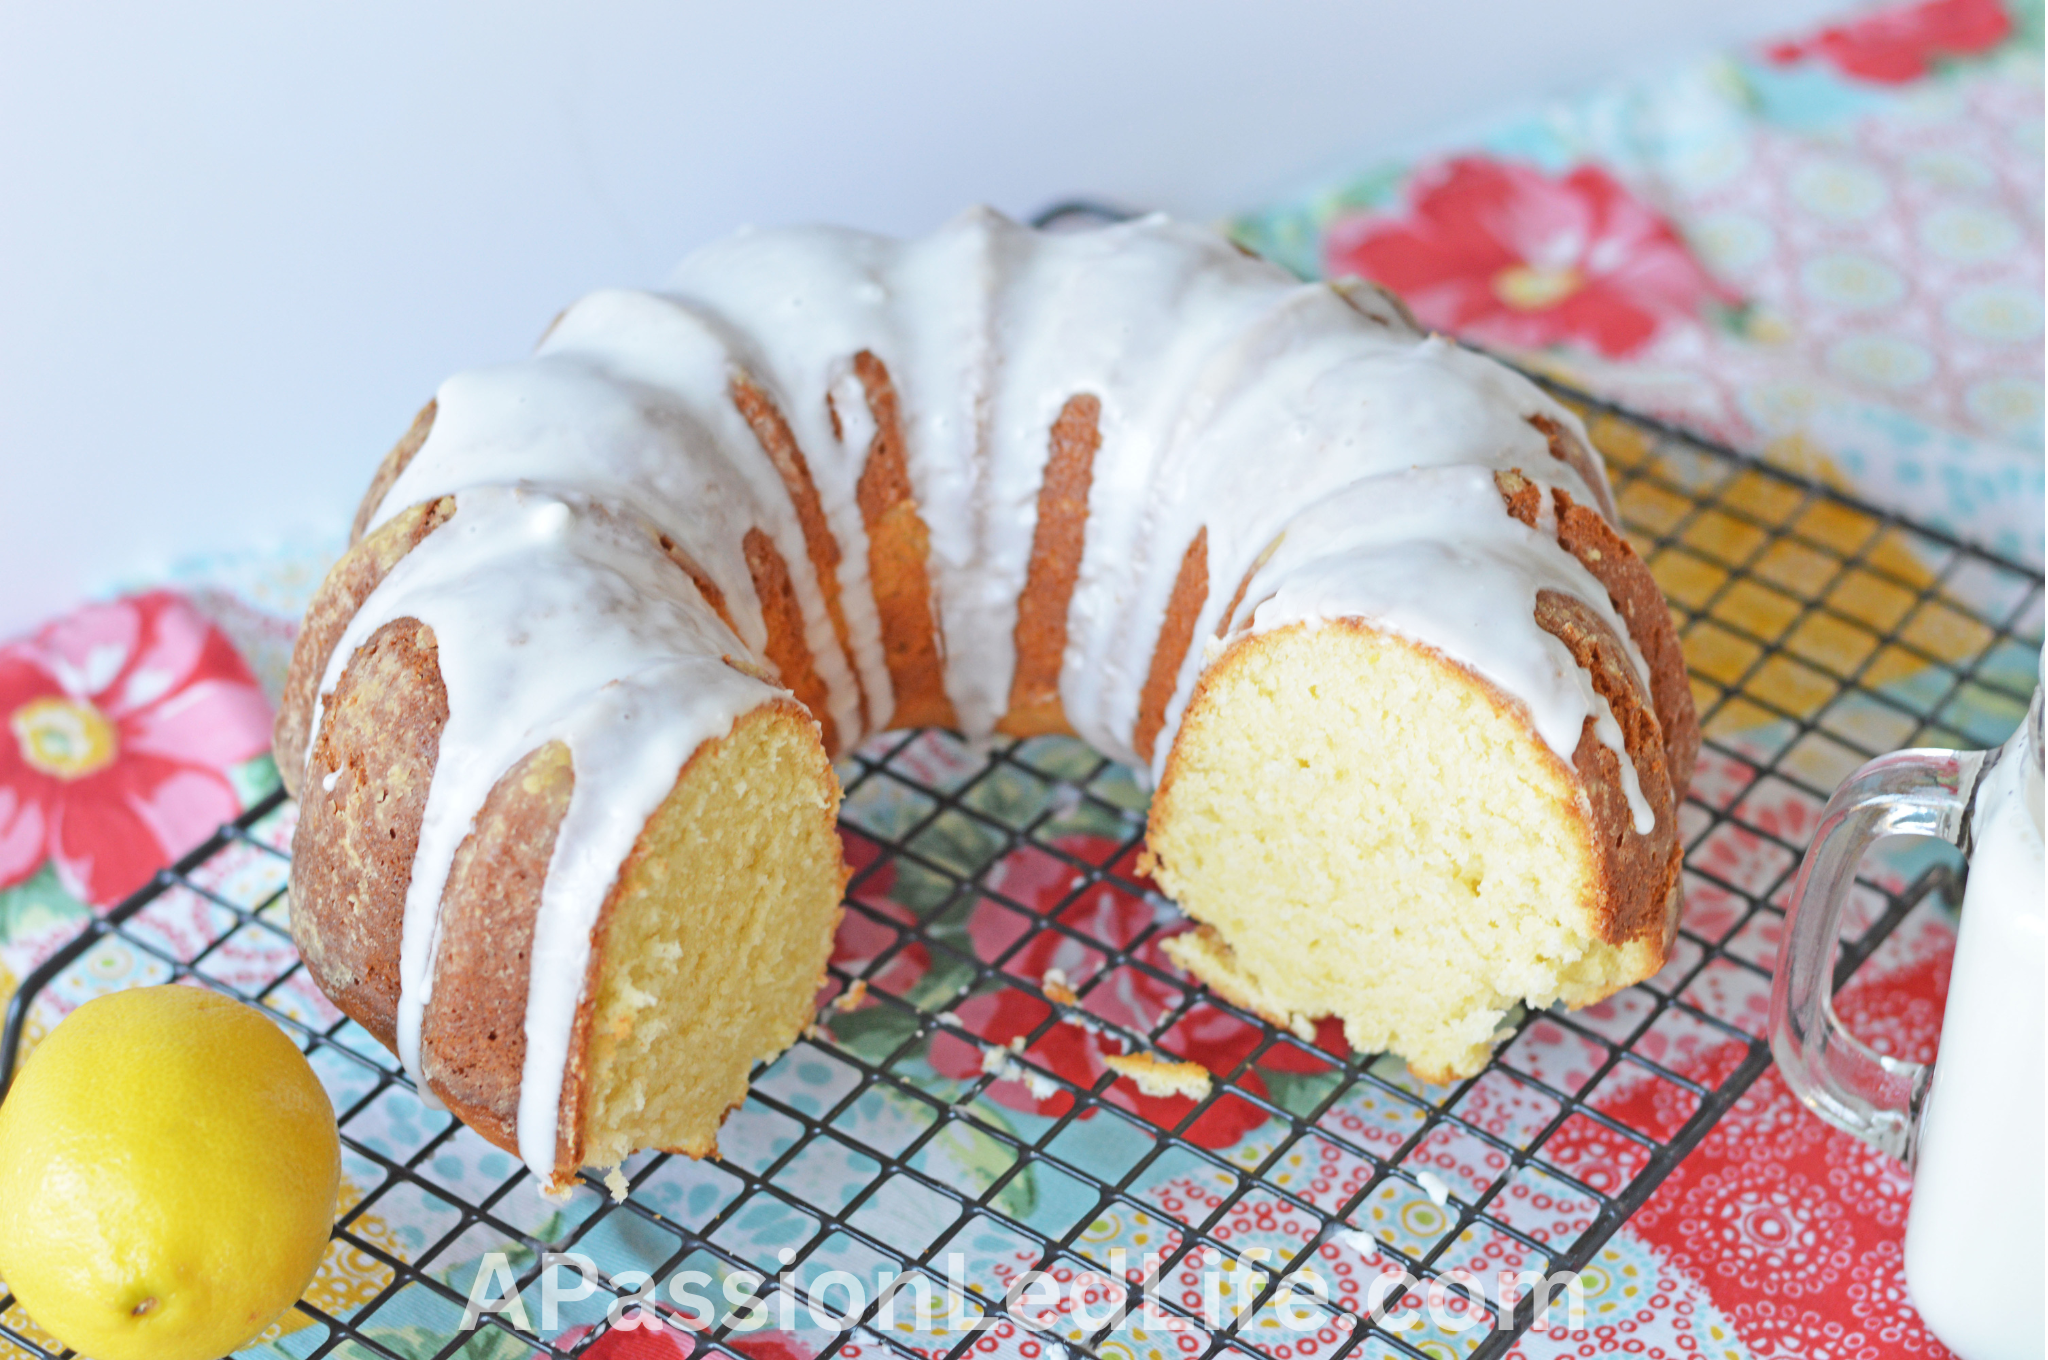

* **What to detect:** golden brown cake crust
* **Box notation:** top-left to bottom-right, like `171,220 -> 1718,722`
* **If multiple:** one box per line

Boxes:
1552,487 -> 1699,795
1494,466 -> 1545,527
1494,466 -> 1699,799
419,742 -> 575,1161
656,533 -> 739,639
291,617 -> 447,1046
745,526 -> 840,754
1212,538 -> 1278,643
852,352 -> 958,731
274,496 -> 456,798
1528,412 -> 1611,516
734,374 -> 871,736
1134,527 -> 1209,764
1529,589 -> 1683,950
1002,393 -> 1101,738
349,400 -> 437,546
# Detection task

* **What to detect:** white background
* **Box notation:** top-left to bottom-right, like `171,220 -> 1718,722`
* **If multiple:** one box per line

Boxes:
0,0 -> 1845,639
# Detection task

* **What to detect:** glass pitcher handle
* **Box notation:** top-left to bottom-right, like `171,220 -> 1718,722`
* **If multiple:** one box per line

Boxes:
1768,745 -> 1985,1162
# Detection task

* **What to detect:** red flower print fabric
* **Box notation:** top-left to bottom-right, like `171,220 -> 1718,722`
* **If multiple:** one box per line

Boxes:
553,1316 -> 701,1360
1766,0 -> 2011,85
920,833 -> 1324,1150
0,590 -> 271,906
1324,157 -> 1731,359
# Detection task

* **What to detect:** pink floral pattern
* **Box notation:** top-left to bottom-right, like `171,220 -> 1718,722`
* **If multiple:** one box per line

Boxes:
0,590 -> 271,906
1325,157 -> 1733,359
1596,928 -> 1963,1358
1766,0 -> 2012,85
916,833 -> 1334,1150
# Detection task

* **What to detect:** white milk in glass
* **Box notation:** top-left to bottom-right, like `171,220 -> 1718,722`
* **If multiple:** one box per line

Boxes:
1903,715 -> 2045,1360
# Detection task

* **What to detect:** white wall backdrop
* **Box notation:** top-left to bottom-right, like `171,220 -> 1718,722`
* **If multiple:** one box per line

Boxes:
0,0 -> 1844,637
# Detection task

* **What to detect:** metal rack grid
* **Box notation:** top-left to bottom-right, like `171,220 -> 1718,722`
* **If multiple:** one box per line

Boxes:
0,386 -> 2039,1360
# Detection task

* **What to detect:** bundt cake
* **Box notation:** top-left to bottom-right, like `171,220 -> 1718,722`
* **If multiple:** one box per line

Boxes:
277,207 -> 1696,1189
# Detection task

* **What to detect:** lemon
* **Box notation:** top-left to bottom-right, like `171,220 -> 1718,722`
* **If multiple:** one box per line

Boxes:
0,985 -> 340,1360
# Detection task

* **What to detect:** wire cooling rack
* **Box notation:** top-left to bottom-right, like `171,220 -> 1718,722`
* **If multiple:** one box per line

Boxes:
0,381 -> 2040,1360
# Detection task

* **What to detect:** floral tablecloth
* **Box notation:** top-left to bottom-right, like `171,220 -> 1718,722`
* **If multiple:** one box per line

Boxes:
0,2 -> 2039,1359
1238,0 -> 2044,571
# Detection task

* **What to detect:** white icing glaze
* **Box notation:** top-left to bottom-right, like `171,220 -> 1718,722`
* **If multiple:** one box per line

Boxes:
328,208 -> 1652,1183
308,484 -> 775,1171
1235,465 -> 1653,819
1593,694 -> 1656,835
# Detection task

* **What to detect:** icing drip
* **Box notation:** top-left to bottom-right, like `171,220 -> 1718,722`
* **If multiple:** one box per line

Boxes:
1592,693 -> 1656,835
1235,465 -> 1654,829
323,208 -> 1657,1182
308,484 -> 775,1171
367,291 -> 865,745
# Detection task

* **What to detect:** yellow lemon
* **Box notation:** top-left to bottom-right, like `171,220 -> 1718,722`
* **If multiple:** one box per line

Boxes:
0,985 -> 339,1360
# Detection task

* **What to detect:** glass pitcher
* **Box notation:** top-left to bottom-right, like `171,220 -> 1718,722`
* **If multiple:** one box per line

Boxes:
1770,676 -> 2043,1360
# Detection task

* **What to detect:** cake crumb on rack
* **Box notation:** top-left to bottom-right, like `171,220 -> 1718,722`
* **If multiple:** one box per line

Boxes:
833,978 -> 868,1011
603,1168 -> 630,1203
1041,967 -> 1080,1006
979,1036 -> 1028,1074
976,1042 -> 1056,1101
1104,1052 -> 1212,1100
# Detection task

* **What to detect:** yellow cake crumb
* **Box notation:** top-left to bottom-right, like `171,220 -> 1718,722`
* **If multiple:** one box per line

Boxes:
833,978 -> 868,1012
1146,622 -> 1657,1083
1104,1052 -> 1213,1100
577,705 -> 846,1172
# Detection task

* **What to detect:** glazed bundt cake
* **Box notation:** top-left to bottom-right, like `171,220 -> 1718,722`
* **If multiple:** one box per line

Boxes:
278,208 -> 1696,1188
